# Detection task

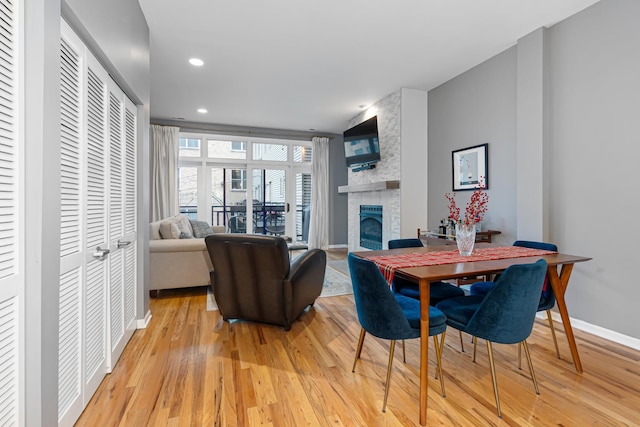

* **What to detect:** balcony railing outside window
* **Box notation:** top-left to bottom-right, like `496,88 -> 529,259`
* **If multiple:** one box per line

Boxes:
179,204 -> 309,240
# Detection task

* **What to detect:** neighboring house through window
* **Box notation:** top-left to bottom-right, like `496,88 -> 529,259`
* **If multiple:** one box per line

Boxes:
177,132 -> 312,241
180,137 -> 199,149
231,169 -> 246,190
231,141 -> 246,152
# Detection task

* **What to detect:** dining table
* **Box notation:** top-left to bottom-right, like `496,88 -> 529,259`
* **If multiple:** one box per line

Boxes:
352,242 -> 592,426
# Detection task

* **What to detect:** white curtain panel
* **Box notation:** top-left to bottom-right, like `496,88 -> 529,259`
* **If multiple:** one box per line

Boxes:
309,136 -> 330,250
150,124 -> 179,221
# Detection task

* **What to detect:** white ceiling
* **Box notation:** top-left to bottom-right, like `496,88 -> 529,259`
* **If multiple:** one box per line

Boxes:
139,0 -> 599,134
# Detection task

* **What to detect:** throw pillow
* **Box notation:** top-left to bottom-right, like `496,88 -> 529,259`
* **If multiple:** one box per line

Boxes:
159,214 -> 193,239
190,219 -> 215,238
179,231 -> 194,239
149,220 -> 163,240
159,220 -> 181,239
178,215 -> 193,235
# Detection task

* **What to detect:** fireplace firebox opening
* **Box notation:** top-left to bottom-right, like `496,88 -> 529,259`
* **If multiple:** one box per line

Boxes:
360,205 -> 382,250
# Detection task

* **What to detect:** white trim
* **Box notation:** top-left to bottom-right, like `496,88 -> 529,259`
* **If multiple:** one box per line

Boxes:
328,244 -> 348,249
136,310 -> 152,329
537,311 -> 640,351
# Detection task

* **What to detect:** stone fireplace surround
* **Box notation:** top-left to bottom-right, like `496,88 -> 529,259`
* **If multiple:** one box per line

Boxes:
338,180 -> 400,252
341,88 -> 428,252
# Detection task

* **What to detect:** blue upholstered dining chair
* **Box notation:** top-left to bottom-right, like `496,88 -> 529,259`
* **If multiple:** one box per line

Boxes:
469,240 -> 561,361
435,259 -> 548,418
387,238 -> 465,304
347,253 -> 447,413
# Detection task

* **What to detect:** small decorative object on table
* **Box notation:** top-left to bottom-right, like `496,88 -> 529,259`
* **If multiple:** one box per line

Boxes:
445,178 -> 489,256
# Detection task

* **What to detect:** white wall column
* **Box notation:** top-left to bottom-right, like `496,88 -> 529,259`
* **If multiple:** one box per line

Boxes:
400,89 -> 428,238
24,0 -> 62,424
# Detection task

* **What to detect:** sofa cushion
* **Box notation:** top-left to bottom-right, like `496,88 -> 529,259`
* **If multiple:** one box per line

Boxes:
150,220 -> 163,240
182,216 -> 193,234
160,215 -> 193,239
149,238 -> 207,252
190,219 -> 215,238
160,220 -> 181,239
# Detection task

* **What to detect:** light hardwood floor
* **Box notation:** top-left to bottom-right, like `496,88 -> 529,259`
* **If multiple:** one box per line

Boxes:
77,249 -> 640,426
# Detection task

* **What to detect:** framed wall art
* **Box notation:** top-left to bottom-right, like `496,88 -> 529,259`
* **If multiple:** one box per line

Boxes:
452,143 -> 488,191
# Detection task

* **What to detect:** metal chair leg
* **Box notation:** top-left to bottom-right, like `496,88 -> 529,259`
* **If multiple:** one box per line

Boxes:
433,335 -> 439,380
522,340 -> 540,395
382,340 -> 396,412
402,340 -> 406,363
547,310 -> 561,359
473,336 -> 478,362
352,328 -> 366,372
518,342 -> 522,369
486,341 -> 502,418
459,330 -> 465,352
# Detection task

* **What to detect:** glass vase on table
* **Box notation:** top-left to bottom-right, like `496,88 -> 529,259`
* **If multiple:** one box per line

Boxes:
455,222 -> 476,256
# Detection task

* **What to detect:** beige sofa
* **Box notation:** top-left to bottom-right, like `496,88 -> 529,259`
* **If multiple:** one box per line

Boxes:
149,215 -> 224,293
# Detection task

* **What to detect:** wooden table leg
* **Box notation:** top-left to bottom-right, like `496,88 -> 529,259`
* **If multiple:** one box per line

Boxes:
548,263 -> 583,373
419,278 -> 431,425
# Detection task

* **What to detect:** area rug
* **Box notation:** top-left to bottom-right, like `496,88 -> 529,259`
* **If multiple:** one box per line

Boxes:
206,263 -> 352,311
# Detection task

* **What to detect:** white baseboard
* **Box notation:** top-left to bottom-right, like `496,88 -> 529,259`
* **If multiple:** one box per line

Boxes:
537,311 -> 640,351
136,310 -> 152,329
328,244 -> 348,249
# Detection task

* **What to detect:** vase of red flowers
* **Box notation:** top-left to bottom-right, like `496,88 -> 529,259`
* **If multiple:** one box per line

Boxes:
445,179 -> 489,256
455,222 -> 476,256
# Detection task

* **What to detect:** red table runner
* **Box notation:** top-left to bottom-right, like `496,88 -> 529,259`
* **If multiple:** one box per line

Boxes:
365,246 -> 556,284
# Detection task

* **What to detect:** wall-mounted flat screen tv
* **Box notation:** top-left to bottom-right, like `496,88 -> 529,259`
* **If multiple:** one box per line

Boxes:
343,115 -> 380,167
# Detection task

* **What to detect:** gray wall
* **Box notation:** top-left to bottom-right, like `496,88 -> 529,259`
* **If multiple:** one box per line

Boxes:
547,0 -> 639,338
427,0 -> 640,341
428,47 -> 517,246
62,0 -> 150,104
329,134 -> 348,246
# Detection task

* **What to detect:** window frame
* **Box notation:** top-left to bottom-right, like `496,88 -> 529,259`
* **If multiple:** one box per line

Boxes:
230,168 -> 247,190
179,137 -> 200,150
177,132 -> 313,230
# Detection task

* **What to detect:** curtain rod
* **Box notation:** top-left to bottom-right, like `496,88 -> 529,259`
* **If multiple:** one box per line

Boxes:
151,119 -> 338,141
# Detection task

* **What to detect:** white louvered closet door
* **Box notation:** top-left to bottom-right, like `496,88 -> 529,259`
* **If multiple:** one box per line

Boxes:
58,20 -> 137,427
0,0 -> 23,424
58,25 -> 84,426
106,81 -> 137,367
83,53 -> 110,405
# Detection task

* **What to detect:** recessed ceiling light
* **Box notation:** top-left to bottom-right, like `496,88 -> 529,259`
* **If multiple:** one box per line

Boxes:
197,108 -> 207,114
189,58 -> 204,66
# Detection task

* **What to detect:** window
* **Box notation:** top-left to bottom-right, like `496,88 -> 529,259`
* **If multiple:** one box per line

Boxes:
179,137 -> 199,149
253,143 -> 287,161
231,169 -> 246,190
231,141 -> 246,152
178,167 -> 198,219
293,145 -> 312,163
179,137 -> 200,157
178,132 -> 311,232
207,139 -> 246,159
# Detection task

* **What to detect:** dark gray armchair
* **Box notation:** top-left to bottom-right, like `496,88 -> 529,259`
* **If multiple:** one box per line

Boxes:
205,234 -> 326,330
